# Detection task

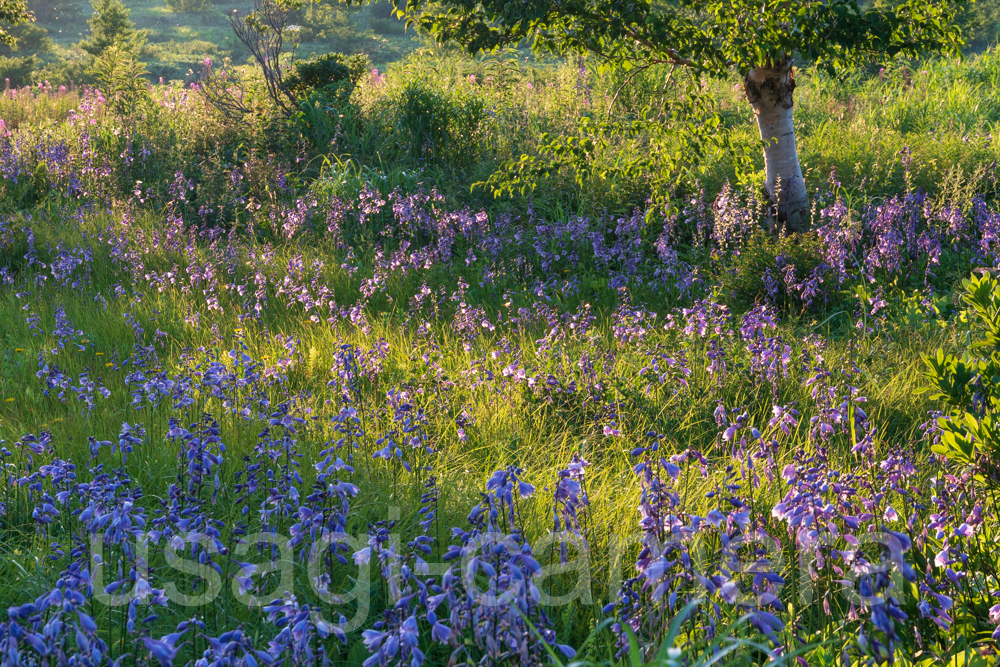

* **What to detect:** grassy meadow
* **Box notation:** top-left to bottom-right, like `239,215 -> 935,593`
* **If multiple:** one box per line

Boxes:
3,0 -> 421,85
4,33 -> 1000,667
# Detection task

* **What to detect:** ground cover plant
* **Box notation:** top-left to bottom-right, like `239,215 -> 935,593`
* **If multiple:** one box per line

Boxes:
8,23 -> 1000,667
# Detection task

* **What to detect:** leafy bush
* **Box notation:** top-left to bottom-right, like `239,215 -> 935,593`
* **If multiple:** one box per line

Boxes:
281,53 -> 371,151
0,54 -> 35,87
395,79 -> 486,166
921,272 -> 1000,483
0,22 -> 51,58
369,4 -> 406,37
0,23 -> 50,87
88,43 -> 150,118
33,56 -> 93,86
720,229 -> 829,312
284,51 -> 370,98
163,0 -> 211,14
77,0 -> 147,58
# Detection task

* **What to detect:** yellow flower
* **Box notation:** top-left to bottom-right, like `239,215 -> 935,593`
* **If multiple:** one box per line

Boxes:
106,363 -> 113,367
5,398 -> 13,403
14,348 -> 23,352
96,352 -> 104,356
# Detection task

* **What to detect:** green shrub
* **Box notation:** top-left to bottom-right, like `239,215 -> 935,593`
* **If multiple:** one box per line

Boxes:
368,0 -> 394,19
78,0 -> 147,58
0,55 -> 36,88
370,16 -> 406,36
164,0 -> 211,14
33,57 -> 93,86
293,3 -> 368,45
26,0 -> 80,23
281,53 -> 371,151
721,229 -> 828,311
0,22 -> 51,58
0,23 -> 48,87
920,272 -> 1000,484
285,52 -> 371,98
395,79 -> 485,166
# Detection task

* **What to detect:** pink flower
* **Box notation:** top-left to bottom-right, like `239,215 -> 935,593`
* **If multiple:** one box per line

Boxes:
990,603 -> 1000,624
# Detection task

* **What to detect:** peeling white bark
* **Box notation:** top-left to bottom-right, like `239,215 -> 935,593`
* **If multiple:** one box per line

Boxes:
744,62 -> 809,232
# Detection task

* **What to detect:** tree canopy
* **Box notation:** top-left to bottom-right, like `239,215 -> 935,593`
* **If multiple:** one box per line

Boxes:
0,0 -> 31,47
398,0 -> 964,74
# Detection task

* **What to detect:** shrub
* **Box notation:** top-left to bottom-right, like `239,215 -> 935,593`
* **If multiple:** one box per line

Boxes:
395,79 -> 485,166
721,229 -> 829,312
78,0 -> 146,58
286,52 -> 371,96
281,53 -> 371,150
88,43 -> 150,118
921,272 -> 1000,484
33,56 -> 93,86
164,0 -> 211,13
0,22 -> 51,58
0,54 -> 35,87
369,4 -> 406,37
293,3 -> 363,45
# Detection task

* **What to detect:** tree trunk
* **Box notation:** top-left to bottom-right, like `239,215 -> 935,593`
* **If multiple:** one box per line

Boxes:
743,60 -> 809,233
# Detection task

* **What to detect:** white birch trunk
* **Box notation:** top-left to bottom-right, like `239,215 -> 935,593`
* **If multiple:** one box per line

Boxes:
743,61 -> 809,232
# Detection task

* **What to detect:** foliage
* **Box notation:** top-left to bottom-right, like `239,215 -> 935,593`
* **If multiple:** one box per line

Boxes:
921,272 -> 1000,482
78,0 -> 147,58
163,0 -> 212,15
24,0 -> 78,23
394,78 -> 485,165
0,53 -> 33,86
88,43 -> 151,118
481,67 -> 738,216
399,0 -> 963,77
720,229 -> 829,311
32,55 -> 93,86
0,21 -> 50,57
281,53 -> 371,150
0,22 -> 51,87
293,0 -> 362,44
874,0 -> 1000,52
284,50 -> 370,97
393,0 -> 965,232
0,0 -> 29,47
